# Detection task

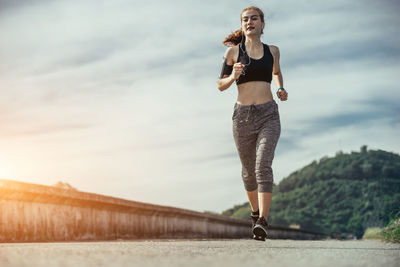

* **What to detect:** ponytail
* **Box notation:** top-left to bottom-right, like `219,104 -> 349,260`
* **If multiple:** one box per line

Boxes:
222,29 -> 244,47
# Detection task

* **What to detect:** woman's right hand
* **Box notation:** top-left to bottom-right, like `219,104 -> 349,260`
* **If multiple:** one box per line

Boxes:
231,62 -> 245,80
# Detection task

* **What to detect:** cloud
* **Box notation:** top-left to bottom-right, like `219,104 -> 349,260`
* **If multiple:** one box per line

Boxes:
2,122 -> 96,138
0,0 -> 399,213
0,0 -> 43,14
298,97 -> 400,136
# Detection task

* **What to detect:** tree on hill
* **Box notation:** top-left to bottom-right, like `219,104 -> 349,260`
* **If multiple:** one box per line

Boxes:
53,181 -> 78,191
222,146 -> 400,239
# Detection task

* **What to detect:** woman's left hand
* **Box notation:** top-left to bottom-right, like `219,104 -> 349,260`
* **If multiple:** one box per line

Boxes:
277,89 -> 288,101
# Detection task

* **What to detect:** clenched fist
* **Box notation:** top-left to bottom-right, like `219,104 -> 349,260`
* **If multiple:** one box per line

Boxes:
277,89 -> 288,101
231,62 -> 245,80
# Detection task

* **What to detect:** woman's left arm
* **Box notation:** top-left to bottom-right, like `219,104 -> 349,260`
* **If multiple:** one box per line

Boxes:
270,45 -> 288,101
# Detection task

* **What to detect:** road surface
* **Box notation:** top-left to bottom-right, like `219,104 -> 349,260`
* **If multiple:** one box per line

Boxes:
0,238 -> 399,267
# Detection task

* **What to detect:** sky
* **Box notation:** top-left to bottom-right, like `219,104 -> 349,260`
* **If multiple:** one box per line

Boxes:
1,0 -> 399,213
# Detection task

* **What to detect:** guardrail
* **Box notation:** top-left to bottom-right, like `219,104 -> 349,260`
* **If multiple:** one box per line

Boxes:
0,179 -> 329,242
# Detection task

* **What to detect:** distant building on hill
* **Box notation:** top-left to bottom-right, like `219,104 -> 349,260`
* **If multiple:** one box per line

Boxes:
289,224 -> 300,229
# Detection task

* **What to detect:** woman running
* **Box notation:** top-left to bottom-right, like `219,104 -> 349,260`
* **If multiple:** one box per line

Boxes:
217,6 -> 288,241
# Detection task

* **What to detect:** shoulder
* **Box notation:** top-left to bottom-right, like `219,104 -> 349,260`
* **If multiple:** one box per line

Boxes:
268,44 -> 280,56
223,45 -> 239,65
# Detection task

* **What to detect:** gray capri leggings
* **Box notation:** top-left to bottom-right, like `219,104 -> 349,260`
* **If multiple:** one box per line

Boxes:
232,100 -> 281,193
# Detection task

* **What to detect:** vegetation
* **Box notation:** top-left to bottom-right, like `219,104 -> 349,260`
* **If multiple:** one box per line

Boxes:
378,210 -> 400,243
362,227 -> 382,240
53,181 -> 78,191
363,210 -> 400,243
222,146 -> 400,240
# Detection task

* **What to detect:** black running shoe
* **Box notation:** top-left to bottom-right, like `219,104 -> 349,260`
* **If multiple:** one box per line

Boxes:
252,216 -> 270,240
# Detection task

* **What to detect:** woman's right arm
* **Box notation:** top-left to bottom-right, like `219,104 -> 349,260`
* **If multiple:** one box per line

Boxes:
217,74 -> 235,91
217,47 -> 243,91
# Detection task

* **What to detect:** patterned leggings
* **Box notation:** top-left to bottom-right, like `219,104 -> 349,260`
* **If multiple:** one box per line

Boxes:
232,100 -> 281,193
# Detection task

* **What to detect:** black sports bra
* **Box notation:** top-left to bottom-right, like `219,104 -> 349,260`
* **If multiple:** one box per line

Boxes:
235,42 -> 274,85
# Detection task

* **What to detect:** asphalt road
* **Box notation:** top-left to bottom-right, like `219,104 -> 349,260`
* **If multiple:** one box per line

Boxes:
0,238 -> 399,267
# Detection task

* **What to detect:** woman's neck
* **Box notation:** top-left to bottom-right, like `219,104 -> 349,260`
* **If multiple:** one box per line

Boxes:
244,36 -> 262,50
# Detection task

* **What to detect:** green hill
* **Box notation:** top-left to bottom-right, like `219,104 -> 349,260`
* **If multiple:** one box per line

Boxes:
222,146 -> 400,239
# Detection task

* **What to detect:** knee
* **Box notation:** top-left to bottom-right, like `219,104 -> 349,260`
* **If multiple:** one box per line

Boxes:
242,170 -> 258,191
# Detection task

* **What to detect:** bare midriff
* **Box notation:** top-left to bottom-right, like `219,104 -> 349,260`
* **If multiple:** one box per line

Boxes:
236,81 -> 273,105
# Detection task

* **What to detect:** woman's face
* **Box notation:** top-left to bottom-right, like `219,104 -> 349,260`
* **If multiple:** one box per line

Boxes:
241,10 -> 264,37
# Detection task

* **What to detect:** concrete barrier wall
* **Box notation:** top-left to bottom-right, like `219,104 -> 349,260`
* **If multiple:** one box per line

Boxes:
0,179 -> 328,242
